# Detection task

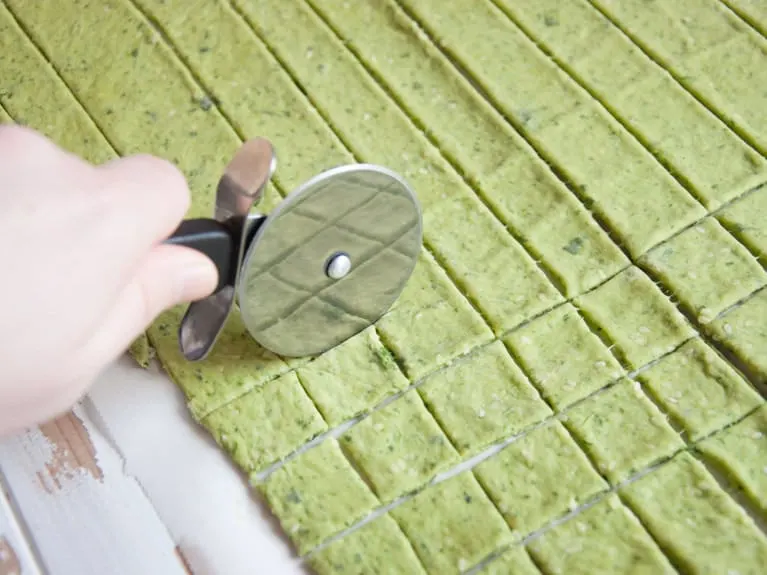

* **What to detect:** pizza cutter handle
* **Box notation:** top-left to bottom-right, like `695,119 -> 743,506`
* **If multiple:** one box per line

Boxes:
165,219 -> 236,293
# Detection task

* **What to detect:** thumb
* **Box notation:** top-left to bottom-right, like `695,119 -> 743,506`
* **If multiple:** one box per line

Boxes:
76,244 -> 218,371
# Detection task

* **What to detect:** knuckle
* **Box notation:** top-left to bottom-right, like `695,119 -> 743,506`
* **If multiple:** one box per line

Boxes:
116,154 -> 191,216
158,160 -> 192,211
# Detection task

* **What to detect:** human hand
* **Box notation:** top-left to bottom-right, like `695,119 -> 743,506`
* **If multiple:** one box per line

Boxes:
0,125 -> 218,435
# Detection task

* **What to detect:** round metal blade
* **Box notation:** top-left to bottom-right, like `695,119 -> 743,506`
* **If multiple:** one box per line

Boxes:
237,164 -> 422,357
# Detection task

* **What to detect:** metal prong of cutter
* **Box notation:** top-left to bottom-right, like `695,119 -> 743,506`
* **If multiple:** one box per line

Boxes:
178,138 -> 276,361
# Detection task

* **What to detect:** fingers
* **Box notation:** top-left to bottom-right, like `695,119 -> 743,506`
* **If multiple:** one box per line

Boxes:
74,243 -> 218,373
86,154 -> 195,297
96,154 -> 192,247
0,124 -> 64,162
0,129 -> 193,262
0,125 -> 93,180
76,154 -> 205,370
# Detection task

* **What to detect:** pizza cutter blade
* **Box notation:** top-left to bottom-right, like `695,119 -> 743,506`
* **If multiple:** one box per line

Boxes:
164,139 -> 422,361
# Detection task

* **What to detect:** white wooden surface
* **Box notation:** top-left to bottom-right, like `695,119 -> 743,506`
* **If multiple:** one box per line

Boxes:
0,356 -> 311,575
0,473 -> 40,575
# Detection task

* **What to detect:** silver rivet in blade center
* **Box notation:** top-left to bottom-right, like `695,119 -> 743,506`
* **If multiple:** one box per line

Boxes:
326,252 -> 352,280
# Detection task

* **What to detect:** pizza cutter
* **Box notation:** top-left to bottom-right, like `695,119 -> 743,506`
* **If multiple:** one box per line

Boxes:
163,138 -> 422,361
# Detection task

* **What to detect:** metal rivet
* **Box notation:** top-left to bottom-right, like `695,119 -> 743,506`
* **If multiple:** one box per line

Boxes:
326,252 -> 352,280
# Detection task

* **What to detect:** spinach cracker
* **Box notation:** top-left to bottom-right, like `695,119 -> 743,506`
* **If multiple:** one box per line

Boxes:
505,303 -> 624,410
298,327 -> 409,426
204,371 -> 327,474
564,379 -> 684,483
697,405 -> 767,521
621,451 -> 767,573
391,472 -> 513,574
575,266 -> 695,369
638,339 -> 763,441
340,390 -> 459,503
309,514 -> 427,575
474,421 -> 607,537
417,341 -> 551,454
528,494 -> 675,574
259,440 -> 378,555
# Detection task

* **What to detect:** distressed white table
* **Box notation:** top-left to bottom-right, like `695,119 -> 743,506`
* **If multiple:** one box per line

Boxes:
0,357 -> 310,575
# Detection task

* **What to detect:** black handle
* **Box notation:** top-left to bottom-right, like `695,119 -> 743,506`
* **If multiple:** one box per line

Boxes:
165,219 -> 237,293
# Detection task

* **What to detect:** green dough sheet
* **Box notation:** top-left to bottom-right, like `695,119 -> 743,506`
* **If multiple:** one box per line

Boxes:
5,0 -> 766,572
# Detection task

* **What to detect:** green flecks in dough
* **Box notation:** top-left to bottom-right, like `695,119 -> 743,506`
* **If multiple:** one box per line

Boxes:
575,266 -> 696,369
641,218 -> 767,323
477,546 -> 541,575
718,184 -> 767,260
0,4 -> 114,164
128,334 -> 153,368
417,341 -> 551,455
505,303 -> 624,411
309,514 -> 427,575
298,327 -> 408,426
376,251 -> 493,380
562,237 -> 585,255
424,195 -> 563,335
5,0 -> 240,216
638,339 -> 762,441
203,371 -> 327,474
397,0 -> 705,258
340,390 -> 459,503
132,0 -> 351,191
591,0 -> 767,156
528,494 -> 675,575
707,287 -> 767,385
497,0 -> 767,210
259,439 -> 378,555
391,471 -> 513,575
149,306 -> 289,420
474,422 -> 607,537
308,0 -> 627,297
235,0 -> 565,334
621,451 -> 767,574
697,404 -> 767,521
564,379 -> 684,483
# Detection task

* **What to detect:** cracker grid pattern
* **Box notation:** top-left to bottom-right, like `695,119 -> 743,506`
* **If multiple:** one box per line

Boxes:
2,0 -> 766,573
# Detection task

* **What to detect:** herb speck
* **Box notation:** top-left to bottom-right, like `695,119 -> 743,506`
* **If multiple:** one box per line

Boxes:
564,237 -> 585,255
